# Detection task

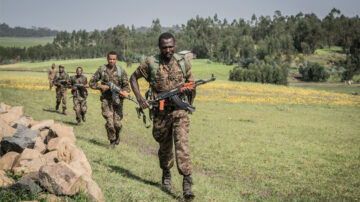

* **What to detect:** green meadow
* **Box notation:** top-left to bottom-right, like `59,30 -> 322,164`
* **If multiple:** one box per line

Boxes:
0,37 -> 54,48
0,55 -> 359,201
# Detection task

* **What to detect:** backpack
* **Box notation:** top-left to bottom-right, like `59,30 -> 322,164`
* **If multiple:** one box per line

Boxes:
100,65 -> 123,86
146,53 -> 188,100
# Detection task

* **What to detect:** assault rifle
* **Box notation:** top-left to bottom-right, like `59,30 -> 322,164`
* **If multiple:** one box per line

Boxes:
101,81 -> 138,104
136,74 -> 216,128
58,80 -> 70,87
71,84 -> 89,98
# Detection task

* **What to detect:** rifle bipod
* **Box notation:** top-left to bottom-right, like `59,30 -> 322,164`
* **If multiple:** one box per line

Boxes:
136,107 -> 152,128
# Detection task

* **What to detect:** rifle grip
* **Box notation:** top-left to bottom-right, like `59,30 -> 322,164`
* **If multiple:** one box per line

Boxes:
159,100 -> 165,111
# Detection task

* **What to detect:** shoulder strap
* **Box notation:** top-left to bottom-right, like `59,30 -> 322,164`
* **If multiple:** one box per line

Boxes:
174,53 -> 188,81
148,54 -> 160,87
100,66 -> 106,81
116,65 -> 123,86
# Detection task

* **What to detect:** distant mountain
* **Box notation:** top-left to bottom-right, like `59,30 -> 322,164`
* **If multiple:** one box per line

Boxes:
0,23 -> 58,37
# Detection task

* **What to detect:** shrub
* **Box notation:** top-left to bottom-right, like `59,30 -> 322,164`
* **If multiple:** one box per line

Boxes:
229,58 -> 288,85
299,62 -> 330,81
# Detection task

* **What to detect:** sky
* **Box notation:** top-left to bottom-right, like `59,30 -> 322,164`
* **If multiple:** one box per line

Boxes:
0,0 -> 359,31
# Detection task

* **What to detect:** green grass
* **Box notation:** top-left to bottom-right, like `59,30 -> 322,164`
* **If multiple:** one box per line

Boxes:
0,37 -> 54,48
0,84 -> 359,201
314,46 -> 344,55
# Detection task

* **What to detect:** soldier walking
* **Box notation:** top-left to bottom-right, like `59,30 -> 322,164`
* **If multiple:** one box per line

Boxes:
54,65 -> 70,115
70,66 -> 88,126
48,63 -> 56,90
89,51 -> 130,149
130,33 -> 196,200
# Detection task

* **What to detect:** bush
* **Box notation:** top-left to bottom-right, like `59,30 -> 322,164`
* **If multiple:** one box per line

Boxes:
229,58 -> 288,85
299,62 -> 330,81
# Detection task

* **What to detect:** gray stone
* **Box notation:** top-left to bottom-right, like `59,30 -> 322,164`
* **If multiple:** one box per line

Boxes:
10,177 -> 42,194
1,124 -> 40,153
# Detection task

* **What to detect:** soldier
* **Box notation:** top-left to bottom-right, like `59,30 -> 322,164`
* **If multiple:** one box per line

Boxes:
89,51 -> 130,149
48,63 -> 56,90
130,32 -> 196,200
70,66 -> 88,126
54,65 -> 70,115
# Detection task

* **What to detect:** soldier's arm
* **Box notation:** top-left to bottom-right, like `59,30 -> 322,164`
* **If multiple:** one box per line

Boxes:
121,69 -> 130,92
89,68 -> 102,90
130,59 -> 151,109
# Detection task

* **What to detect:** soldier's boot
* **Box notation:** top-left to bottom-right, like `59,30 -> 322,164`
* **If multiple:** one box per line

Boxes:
62,108 -> 67,115
55,102 -> 60,111
161,169 -> 171,190
108,140 -> 116,149
183,175 -> 195,200
81,113 -> 86,122
115,132 -> 120,145
76,118 -> 82,126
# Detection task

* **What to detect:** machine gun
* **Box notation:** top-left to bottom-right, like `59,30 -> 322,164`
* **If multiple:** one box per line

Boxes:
58,80 -> 70,87
101,81 -> 138,105
136,74 -> 216,128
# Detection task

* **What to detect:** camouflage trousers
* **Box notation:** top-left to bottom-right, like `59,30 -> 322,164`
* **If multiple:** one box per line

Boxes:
49,79 -> 55,89
101,98 -> 123,142
73,97 -> 87,121
152,108 -> 192,176
56,87 -> 67,109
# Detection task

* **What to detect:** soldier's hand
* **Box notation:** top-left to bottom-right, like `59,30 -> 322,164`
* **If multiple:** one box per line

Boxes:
138,97 -> 150,109
182,87 -> 193,93
99,85 -> 109,92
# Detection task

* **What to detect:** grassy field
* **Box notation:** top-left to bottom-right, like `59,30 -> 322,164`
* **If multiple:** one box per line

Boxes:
0,37 -> 54,48
0,58 -> 359,201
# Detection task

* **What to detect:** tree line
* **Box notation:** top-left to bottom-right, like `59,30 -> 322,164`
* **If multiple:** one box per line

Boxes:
0,8 -> 359,80
0,23 -> 58,37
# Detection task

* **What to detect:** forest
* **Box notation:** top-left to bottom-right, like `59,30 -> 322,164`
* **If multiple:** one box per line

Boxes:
0,8 -> 359,81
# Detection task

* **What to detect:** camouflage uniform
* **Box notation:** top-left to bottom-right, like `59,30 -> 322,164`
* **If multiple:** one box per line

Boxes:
70,75 -> 88,123
54,71 -> 70,111
133,55 -> 193,176
89,65 -> 130,143
48,68 -> 57,89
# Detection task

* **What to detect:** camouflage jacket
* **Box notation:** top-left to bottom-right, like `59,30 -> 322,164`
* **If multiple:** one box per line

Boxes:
54,72 -> 70,89
89,65 -> 130,102
70,75 -> 88,99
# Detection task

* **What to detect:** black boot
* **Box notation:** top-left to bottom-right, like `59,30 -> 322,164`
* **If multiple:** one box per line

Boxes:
56,102 -> 60,111
115,132 -> 120,145
162,169 -> 171,190
183,175 -> 195,200
81,113 -> 86,122
108,140 -> 116,149
62,108 -> 67,115
76,118 -> 81,126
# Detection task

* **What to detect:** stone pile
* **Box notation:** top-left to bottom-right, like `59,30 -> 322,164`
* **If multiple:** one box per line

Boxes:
0,102 -> 104,202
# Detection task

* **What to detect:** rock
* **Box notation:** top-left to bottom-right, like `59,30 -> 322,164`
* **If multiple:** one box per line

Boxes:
10,177 -> 42,194
1,124 -> 40,153
0,103 -> 11,113
40,129 -> 50,143
34,137 -> 46,154
47,137 -> 74,152
11,115 -> 34,128
12,148 -> 45,174
48,123 -> 76,143
43,151 -> 58,165
82,174 -> 105,202
30,120 -> 54,131
39,162 -> 87,196
0,118 -> 16,141
0,170 -> 15,187
0,106 -> 24,124
0,151 -> 20,170
57,142 -> 92,176
22,171 -> 40,183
